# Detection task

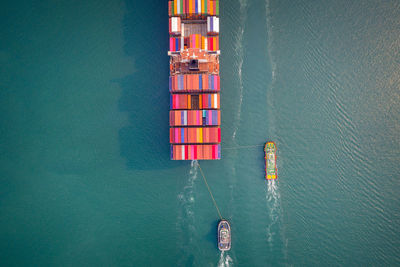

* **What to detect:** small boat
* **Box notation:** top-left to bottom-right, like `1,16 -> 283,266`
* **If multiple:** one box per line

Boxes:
265,141 -> 277,180
218,219 -> 231,251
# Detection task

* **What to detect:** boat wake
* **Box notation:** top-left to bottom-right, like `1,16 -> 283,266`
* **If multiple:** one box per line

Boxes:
218,251 -> 233,267
232,0 -> 248,141
265,0 -> 277,137
177,161 -> 198,264
265,180 -> 288,263
265,180 -> 280,245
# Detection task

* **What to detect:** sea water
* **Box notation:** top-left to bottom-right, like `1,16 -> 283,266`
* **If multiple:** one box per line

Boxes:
0,0 -> 399,266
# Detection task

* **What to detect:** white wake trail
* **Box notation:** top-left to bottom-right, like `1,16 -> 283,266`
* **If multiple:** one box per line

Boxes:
232,0 -> 248,141
177,161 -> 198,264
218,251 -> 233,267
265,0 -> 277,136
265,180 -> 280,245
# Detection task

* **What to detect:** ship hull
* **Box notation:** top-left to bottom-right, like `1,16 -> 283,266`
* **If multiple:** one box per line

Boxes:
218,220 -> 231,251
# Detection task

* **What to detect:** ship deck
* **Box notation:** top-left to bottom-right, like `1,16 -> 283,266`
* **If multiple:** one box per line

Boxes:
170,49 -> 219,74
183,22 -> 207,37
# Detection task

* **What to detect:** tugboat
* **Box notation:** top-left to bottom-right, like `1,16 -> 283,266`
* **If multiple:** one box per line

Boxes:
265,141 -> 277,180
218,220 -> 231,251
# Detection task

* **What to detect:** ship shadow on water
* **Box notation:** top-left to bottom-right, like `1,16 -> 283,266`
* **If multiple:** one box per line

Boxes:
117,1 -> 183,170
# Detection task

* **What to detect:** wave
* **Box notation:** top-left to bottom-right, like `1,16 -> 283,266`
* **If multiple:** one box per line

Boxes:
265,180 -> 280,245
232,0 -> 248,141
177,160 -> 198,265
265,179 -> 288,263
218,251 -> 233,267
265,0 -> 277,137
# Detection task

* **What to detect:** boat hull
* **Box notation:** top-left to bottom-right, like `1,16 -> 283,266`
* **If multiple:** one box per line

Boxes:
264,141 -> 277,180
218,220 -> 231,251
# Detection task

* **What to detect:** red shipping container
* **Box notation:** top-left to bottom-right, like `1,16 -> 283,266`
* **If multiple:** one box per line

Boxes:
187,128 -> 192,143
176,111 -> 181,125
192,128 -> 197,143
184,145 -> 188,160
209,128 -> 214,143
194,75 -> 198,90
197,145 -> 202,160
212,145 -> 216,159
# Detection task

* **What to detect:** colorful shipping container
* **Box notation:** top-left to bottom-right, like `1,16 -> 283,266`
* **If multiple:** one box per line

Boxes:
169,74 -> 220,92
207,16 -> 219,34
169,37 -> 181,52
170,93 -> 220,110
168,0 -> 219,16
170,127 -> 221,144
169,110 -> 221,126
207,36 -> 219,51
171,144 -> 221,160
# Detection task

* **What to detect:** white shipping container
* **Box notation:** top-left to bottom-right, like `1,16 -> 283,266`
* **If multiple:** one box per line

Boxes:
207,16 -> 219,33
214,17 -> 219,33
197,0 -> 201,13
171,17 -> 179,33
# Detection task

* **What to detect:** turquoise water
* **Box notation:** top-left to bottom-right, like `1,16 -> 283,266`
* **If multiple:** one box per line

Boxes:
1,0 -> 399,266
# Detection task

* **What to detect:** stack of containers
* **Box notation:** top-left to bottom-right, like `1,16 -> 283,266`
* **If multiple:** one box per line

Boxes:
207,36 -> 219,52
170,94 -> 220,109
169,17 -> 181,35
168,0 -> 219,17
169,0 -> 221,160
169,37 -> 181,52
207,16 -> 219,34
188,34 -> 204,49
171,144 -> 221,160
169,74 -> 220,92
170,110 -> 221,126
170,127 -> 221,144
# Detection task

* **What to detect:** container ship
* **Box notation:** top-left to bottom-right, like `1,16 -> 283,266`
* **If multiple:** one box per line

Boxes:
265,142 -> 277,180
168,0 -> 221,160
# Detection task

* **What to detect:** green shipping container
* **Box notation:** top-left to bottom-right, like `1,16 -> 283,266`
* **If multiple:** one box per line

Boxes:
216,0 -> 219,16
180,0 -> 183,14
